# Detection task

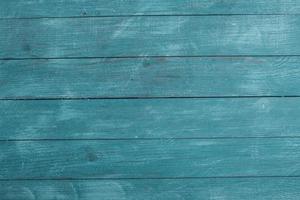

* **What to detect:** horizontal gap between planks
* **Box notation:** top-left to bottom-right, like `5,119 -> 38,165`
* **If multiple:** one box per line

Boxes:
2,55 -> 300,61
2,175 -> 300,181
2,136 -> 300,142
2,13 -> 300,20
1,96 -> 300,101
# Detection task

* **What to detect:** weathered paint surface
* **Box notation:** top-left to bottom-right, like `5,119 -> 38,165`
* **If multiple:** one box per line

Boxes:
1,16 -> 300,58
0,98 -> 299,139
1,0 -> 300,199
2,138 -> 300,179
1,0 -> 300,18
1,57 -> 300,98
2,178 -> 300,200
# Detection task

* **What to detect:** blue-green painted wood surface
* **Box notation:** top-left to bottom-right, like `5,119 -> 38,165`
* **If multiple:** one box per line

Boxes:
1,0 -> 300,199
1,15 -> 300,59
1,56 -> 300,98
2,138 -> 300,179
1,98 -> 299,139
1,0 -> 300,18
2,178 -> 300,200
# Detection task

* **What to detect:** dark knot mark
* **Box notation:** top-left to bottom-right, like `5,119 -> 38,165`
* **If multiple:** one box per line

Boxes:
22,44 -> 31,52
86,151 -> 98,162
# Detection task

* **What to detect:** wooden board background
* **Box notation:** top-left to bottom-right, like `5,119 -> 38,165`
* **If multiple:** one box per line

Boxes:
1,0 -> 300,18
1,16 -> 300,59
1,0 -> 300,199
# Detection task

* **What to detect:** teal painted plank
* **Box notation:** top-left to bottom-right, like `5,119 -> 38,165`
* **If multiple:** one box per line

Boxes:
2,178 -> 300,199
1,57 -> 300,98
1,98 -> 299,139
1,138 -> 300,179
1,0 -> 300,18
1,16 -> 300,58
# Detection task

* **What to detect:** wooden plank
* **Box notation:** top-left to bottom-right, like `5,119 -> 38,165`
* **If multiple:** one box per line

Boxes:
1,57 -> 300,98
1,178 -> 300,199
1,0 -> 300,18
1,98 -> 299,139
1,138 -> 300,179
1,16 -> 300,58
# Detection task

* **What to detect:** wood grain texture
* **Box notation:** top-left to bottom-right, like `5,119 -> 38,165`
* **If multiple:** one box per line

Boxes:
1,138 -> 300,179
1,57 -> 300,98
1,0 -> 300,18
2,1 -> 300,198
1,15 -> 300,59
1,178 -> 300,200
1,98 -> 299,139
